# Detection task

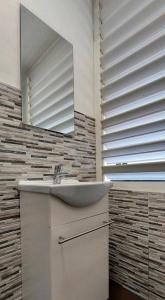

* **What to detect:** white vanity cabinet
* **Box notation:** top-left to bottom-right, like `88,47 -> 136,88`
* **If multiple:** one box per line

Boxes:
51,213 -> 109,300
19,182 -> 110,300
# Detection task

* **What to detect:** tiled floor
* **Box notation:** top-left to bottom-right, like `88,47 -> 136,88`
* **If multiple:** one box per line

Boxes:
110,280 -> 143,300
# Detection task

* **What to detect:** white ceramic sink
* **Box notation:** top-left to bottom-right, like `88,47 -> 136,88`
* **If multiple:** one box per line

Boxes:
18,180 -> 112,207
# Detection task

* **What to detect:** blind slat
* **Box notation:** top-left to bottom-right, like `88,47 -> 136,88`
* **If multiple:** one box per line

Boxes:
101,0 -> 153,39
100,0 -> 165,180
102,78 -> 164,111
101,57 -> 165,99
101,9 -> 165,54
31,52 -> 72,93
103,94 -> 164,121
103,162 -> 165,173
32,64 -> 73,100
48,115 -> 74,131
103,130 -> 165,152
33,105 -> 74,128
104,151 -> 165,165
32,92 -> 73,120
102,50 -> 165,86
101,19 -> 164,68
32,88 -> 74,117
103,111 -> 165,137
105,172 -> 165,181
32,76 -> 73,108
102,120 -> 165,144
103,141 -> 165,158
32,102 -> 74,126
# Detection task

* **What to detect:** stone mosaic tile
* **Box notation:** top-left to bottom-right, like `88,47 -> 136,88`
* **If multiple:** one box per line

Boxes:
149,192 -> 165,300
109,189 -> 165,300
109,189 -> 149,300
0,82 -> 96,299
149,292 -> 164,300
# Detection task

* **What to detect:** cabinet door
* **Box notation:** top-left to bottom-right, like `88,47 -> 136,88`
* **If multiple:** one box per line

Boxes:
51,213 -> 109,300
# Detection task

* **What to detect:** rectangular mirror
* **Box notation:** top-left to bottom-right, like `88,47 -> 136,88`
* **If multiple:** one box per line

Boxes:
20,5 -> 74,134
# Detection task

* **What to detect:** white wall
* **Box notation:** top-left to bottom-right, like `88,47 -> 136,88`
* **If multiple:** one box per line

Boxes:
0,0 -> 20,89
0,0 -> 94,118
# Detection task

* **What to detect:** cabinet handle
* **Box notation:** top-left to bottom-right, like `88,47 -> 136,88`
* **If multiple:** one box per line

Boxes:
58,221 -> 113,244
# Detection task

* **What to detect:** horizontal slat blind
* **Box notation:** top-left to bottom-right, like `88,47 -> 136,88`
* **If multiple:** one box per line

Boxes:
100,0 -> 165,180
29,37 -> 74,134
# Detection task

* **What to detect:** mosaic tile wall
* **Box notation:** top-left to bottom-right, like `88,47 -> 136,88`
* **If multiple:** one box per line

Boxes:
109,189 -> 165,300
0,82 -> 96,299
149,192 -> 165,300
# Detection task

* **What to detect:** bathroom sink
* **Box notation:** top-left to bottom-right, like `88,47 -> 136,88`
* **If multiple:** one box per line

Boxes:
50,181 -> 112,207
18,180 -> 112,207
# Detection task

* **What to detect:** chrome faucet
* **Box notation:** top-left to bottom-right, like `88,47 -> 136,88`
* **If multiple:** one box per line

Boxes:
53,164 -> 66,184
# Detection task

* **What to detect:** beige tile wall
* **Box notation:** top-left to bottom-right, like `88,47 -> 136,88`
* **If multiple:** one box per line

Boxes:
109,189 -> 165,300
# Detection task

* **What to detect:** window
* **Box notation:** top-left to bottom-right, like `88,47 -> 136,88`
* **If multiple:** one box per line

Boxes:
100,0 -> 165,180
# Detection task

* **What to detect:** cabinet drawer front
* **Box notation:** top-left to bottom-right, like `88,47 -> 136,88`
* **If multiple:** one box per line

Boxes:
51,213 -> 109,300
50,194 -> 109,226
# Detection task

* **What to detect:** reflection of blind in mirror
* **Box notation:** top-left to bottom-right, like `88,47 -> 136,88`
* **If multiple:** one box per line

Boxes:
28,37 -> 74,134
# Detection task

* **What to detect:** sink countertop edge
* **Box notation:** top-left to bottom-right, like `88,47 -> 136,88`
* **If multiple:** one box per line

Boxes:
18,181 -> 112,193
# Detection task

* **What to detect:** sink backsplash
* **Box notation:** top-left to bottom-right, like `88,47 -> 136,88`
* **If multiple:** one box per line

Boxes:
0,82 -> 96,299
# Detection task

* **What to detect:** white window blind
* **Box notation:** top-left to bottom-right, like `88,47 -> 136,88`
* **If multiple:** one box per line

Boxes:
100,0 -> 165,180
28,37 -> 74,134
